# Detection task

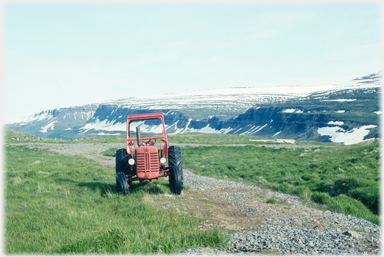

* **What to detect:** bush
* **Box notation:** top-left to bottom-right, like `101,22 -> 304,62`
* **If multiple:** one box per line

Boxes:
349,186 -> 379,214
311,192 -> 379,224
294,186 -> 311,200
266,198 -> 278,204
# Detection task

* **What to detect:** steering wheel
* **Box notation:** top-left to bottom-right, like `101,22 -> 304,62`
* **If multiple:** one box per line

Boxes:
145,139 -> 156,146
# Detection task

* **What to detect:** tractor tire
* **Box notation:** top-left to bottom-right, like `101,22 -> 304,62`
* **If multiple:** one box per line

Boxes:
169,165 -> 182,195
168,146 -> 183,189
116,149 -> 129,175
116,172 -> 129,195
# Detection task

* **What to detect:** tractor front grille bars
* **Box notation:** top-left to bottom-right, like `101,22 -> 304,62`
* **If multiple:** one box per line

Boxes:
136,152 -> 159,174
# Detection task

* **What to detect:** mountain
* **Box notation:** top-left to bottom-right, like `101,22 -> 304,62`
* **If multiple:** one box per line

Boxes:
5,72 -> 381,145
219,87 -> 380,145
6,105 -> 99,139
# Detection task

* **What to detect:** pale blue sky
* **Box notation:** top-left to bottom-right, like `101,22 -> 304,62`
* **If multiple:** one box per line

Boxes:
4,3 -> 381,123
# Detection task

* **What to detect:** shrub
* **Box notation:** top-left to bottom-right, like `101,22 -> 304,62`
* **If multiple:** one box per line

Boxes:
266,198 -> 278,204
311,192 -> 379,224
349,186 -> 379,214
294,186 -> 311,201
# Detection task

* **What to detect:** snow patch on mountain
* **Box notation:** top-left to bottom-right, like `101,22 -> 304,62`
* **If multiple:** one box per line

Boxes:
104,81 -> 378,112
282,109 -> 303,113
321,99 -> 356,102
132,123 -> 164,135
183,118 -> 193,133
282,109 -> 297,113
187,124 -> 221,134
219,127 -> 233,134
328,121 -> 344,126
81,119 -> 126,133
40,121 -> 57,133
317,125 -> 377,145
256,124 -> 269,133
272,131 -> 282,137
240,125 -> 259,135
17,112 -> 54,125
166,121 -> 186,134
96,132 -> 122,136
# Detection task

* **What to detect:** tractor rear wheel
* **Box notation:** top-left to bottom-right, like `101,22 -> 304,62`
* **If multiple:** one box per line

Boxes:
116,172 -> 129,195
168,146 -> 183,189
169,165 -> 182,195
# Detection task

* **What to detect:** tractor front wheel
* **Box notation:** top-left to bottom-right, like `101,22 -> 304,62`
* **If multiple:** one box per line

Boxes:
116,149 -> 129,174
169,165 -> 182,195
116,172 -> 129,195
168,146 -> 183,189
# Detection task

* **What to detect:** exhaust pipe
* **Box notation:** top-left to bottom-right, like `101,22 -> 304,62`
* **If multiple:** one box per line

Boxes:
136,127 -> 142,146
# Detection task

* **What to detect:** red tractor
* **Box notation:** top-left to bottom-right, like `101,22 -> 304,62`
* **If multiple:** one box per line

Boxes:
115,112 -> 183,195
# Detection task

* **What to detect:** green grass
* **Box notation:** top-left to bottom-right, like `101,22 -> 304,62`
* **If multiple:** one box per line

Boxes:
5,129 -> 52,143
5,129 -> 380,228
102,147 -> 120,157
5,128 -> 334,146
181,139 -> 380,224
266,198 -> 279,204
5,128 -> 336,147
5,145 -> 227,254
168,132 -> 335,146
4,129 -> 77,144
4,129 -> 127,144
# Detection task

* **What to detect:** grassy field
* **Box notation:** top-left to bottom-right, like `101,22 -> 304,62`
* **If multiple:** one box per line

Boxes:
4,129 -> 380,254
101,136 -> 380,224
180,139 -> 380,224
168,132 -> 338,146
4,129 -> 127,144
4,145 -> 227,254
5,129 -> 337,146
91,130 -> 379,224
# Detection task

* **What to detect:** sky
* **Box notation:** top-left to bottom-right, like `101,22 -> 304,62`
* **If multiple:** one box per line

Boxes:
3,3 -> 381,123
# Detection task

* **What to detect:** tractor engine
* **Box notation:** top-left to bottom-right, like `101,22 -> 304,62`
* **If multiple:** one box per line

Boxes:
135,146 -> 159,180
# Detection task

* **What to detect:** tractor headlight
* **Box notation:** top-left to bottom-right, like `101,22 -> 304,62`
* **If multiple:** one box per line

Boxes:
128,158 -> 135,165
160,157 -> 166,164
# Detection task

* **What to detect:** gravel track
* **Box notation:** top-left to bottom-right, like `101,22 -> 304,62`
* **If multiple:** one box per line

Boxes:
183,170 -> 380,255
11,143 -> 381,255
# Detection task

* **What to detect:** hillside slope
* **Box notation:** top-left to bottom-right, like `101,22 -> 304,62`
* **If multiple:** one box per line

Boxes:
5,72 -> 381,144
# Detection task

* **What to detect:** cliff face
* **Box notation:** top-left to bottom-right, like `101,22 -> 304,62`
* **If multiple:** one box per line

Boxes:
5,73 -> 381,145
213,87 -> 380,144
219,107 -> 339,141
5,105 -> 99,139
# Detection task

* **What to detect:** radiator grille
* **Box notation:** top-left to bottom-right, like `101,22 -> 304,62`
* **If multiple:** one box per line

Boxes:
136,152 -> 159,173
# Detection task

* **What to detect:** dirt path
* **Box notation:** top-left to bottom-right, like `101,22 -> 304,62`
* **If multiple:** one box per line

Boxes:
12,143 -> 381,255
